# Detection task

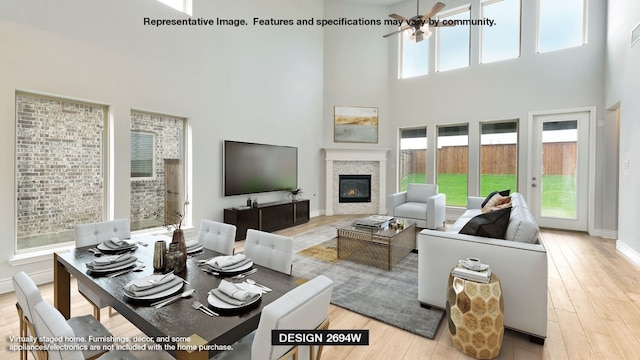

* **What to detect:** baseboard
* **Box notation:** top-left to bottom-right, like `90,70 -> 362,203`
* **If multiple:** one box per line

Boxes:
0,268 -> 53,294
616,240 -> 640,267
600,230 -> 618,239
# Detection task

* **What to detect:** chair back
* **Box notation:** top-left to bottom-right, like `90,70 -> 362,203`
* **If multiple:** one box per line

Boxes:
406,183 -> 438,202
32,301 -> 84,360
12,271 -> 44,328
245,229 -> 293,275
198,219 -> 236,255
75,219 -> 130,248
252,275 -> 334,360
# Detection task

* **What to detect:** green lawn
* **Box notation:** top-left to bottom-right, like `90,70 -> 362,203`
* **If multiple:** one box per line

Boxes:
400,173 -> 576,218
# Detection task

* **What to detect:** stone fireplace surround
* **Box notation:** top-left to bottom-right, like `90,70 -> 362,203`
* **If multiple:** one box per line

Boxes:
323,148 -> 390,216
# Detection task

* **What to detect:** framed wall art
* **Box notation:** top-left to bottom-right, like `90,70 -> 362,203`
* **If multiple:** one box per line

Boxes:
334,106 -> 378,144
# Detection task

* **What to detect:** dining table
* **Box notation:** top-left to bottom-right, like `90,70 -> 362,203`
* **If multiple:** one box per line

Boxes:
53,234 -> 299,359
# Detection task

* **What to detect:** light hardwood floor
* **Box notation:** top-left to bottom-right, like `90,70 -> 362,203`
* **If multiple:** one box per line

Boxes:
2,215 -> 640,359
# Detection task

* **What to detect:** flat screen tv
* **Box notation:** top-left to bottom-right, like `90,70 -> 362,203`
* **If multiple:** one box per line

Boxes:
223,140 -> 298,196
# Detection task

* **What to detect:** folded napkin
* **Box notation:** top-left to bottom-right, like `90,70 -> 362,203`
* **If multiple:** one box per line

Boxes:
86,254 -> 137,271
207,254 -> 248,270
210,280 -> 261,306
102,237 -> 134,250
123,274 -> 184,297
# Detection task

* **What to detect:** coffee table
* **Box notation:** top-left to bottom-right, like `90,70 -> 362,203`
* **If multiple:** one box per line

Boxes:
336,223 -> 415,270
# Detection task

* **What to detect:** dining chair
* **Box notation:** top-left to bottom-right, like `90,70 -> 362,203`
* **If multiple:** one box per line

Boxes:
75,219 -> 130,320
11,271 -> 115,360
214,275 -> 334,360
244,229 -> 294,275
198,219 -> 236,255
32,301 -> 137,360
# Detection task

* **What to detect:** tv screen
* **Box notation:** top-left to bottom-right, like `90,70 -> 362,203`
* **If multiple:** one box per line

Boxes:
224,140 -> 298,196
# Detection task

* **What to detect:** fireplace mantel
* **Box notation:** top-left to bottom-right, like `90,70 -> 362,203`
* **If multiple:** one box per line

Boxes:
323,147 -> 390,216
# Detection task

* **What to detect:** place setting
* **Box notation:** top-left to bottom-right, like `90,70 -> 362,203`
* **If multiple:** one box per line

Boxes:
198,253 -> 254,276
185,239 -> 204,255
122,271 -> 187,303
96,237 -> 138,254
206,279 -> 263,313
85,253 -> 139,276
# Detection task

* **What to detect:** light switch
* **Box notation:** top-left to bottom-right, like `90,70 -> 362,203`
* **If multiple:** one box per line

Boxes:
623,160 -> 630,169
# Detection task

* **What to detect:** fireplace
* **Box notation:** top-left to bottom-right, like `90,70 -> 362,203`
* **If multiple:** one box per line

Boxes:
339,175 -> 371,203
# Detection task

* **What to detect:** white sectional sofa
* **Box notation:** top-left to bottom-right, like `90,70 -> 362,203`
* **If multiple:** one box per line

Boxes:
418,192 -> 548,344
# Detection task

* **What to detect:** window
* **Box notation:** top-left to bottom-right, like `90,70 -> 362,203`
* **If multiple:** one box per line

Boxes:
480,121 -> 518,196
437,6 -> 471,72
400,31 -> 429,78
15,93 -> 106,251
155,0 -> 192,16
131,132 -> 154,178
399,127 -> 427,191
537,0 -> 586,53
130,111 -> 186,232
481,0 -> 521,63
437,125 -> 468,207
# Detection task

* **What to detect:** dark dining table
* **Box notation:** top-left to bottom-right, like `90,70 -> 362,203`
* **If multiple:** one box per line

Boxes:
53,235 -> 299,359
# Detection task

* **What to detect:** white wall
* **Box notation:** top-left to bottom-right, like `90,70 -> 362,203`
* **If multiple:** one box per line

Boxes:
606,0 -> 640,261
0,0 -> 324,287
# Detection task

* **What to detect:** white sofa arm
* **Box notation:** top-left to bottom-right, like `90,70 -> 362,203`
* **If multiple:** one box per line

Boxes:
426,193 -> 446,229
467,196 -> 485,209
387,191 -> 407,216
418,229 -> 548,340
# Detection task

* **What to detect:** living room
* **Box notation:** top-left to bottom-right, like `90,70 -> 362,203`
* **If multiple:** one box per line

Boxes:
1,0 -> 639,358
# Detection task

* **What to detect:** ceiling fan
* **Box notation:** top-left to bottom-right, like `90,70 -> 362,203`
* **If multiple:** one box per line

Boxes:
383,1 -> 449,42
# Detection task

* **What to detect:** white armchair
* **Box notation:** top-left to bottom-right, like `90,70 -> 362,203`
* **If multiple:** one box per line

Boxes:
387,183 -> 446,229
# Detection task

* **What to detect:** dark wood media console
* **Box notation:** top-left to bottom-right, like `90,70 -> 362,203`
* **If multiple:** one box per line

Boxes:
224,199 -> 310,241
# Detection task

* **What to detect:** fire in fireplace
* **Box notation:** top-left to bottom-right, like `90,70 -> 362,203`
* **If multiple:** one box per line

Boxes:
339,175 -> 371,203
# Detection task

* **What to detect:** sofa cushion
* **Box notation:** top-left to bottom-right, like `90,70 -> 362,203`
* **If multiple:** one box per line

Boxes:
505,205 -> 540,243
447,209 -> 481,233
394,202 -> 427,219
481,189 -> 511,208
406,184 -> 437,203
459,207 -> 512,239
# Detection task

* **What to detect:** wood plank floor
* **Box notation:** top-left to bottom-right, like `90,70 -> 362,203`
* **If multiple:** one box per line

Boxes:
2,215 -> 639,359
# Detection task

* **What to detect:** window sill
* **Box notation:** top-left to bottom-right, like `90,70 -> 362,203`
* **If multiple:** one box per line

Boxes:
10,245 -> 74,267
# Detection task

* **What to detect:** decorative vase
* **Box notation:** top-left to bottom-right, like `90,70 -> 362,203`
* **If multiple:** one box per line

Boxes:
165,243 -> 185,273
153,240 -> 166,272
171,229 -> 188,262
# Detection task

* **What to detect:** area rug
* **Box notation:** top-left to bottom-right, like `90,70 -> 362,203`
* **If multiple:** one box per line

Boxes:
292,238 -> 444,339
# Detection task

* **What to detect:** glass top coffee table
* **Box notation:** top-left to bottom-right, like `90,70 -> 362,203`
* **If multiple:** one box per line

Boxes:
336,222 -> 416,270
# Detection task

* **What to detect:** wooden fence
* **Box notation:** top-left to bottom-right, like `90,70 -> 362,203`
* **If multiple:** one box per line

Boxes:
401,142 -> 576,177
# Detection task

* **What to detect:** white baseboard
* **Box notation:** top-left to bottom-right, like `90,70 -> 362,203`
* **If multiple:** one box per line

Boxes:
616,240 -> 640,267
0,268 -> 53,294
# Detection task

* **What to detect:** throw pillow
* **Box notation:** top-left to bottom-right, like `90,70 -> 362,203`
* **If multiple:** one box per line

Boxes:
483,195 -> 512,213
459,207 -> 512,239
480,189 -> 511,208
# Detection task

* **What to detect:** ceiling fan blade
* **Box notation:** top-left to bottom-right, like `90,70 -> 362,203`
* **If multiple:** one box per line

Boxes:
382,25 -> 411,38
422,1 -> 446,20
388,13 -> 410,24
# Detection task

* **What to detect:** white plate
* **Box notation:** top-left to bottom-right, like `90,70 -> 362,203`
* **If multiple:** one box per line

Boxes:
123,281 -> 183,301
97,243 -> 137,253
187,245 -> 204,254
207,284 -> 262,310
86,261 -> 136,274
207,260 -> 253,274
462,261 -> 490,271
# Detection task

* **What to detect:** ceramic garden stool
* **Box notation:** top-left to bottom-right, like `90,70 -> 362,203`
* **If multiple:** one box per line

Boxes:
446,272 -> 504,359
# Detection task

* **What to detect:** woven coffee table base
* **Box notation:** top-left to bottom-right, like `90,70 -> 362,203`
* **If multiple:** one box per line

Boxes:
446,273 -> 504,359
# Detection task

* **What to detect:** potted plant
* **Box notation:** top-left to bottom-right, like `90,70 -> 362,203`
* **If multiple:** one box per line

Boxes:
287,188 -> 303,202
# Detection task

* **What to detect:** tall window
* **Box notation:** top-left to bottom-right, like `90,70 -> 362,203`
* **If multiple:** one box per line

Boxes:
480,121 -> 518,196
481,0 -> 521,63
400,31 -> 429,78
437,125 -> 468,207
130,111 -> 186,232
437,6 -> 471,72
16,93 -> 106,251
538,0 -> 586,53
399,127 -> 427,191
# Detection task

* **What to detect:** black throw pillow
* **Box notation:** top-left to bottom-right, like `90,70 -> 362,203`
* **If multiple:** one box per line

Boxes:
480,189 -> 511,208
459,207 -> 512,239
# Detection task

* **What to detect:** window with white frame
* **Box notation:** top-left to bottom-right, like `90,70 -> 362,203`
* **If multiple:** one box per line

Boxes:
437,125 -> 469,207
437,6 -> 471,72
537,0 -> 586,53
400,31 -> 429,78
481,0 -> 521,63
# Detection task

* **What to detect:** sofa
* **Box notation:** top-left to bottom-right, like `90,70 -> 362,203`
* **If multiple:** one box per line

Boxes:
418,192 -> 548,344
387,183 -> 446,229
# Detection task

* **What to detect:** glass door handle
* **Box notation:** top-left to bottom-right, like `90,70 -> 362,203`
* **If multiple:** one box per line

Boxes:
532,184 -> 537,187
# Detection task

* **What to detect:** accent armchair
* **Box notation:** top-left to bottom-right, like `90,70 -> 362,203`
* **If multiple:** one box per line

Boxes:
387,183 -> 446,229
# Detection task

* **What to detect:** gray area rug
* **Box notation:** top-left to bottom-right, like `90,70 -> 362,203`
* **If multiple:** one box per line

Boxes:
291,225 -> 444,339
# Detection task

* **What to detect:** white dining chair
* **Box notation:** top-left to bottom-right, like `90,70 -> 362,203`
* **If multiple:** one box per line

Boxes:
198,219 -> 236,255
244,229 -> 294,275
214,275 -> 334,360
11,271 -> 116,360
32,301 -> 137,360
75,219 -> 130,320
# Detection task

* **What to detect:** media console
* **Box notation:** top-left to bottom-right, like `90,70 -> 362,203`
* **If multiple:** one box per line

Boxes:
223,199 -> 310,241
